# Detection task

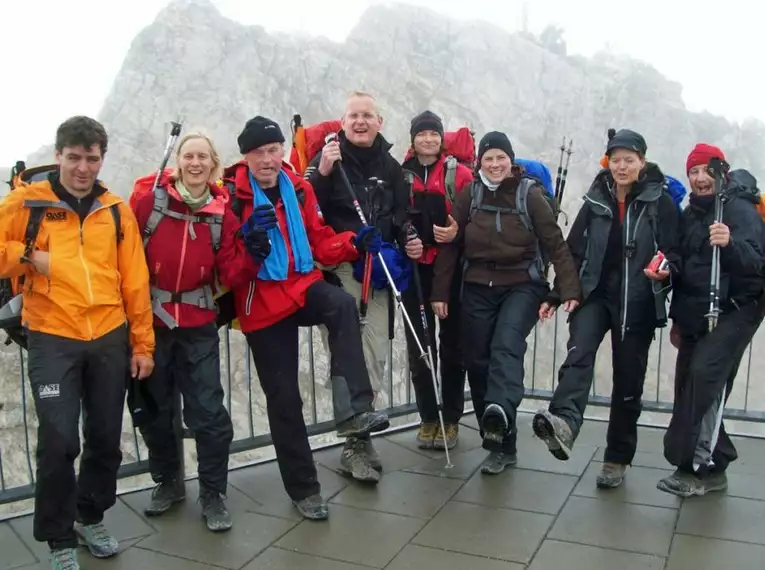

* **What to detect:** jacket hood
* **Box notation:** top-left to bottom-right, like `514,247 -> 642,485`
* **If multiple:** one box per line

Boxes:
727,169 -> 760,205
16,177 -> 122,208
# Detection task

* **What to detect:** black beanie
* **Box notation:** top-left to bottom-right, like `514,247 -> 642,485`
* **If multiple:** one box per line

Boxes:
410,110 -> 444,141
477,131 -> 515,163
606,128 -> 647,156
237,116 -> 286,154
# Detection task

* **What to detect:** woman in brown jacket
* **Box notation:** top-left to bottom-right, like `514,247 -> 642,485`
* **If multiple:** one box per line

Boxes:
431,131 -> 581,475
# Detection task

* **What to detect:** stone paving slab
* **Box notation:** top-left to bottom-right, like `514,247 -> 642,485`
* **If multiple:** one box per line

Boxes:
3,417 -> 765,569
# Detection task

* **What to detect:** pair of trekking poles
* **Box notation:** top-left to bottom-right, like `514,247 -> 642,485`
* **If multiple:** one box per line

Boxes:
324,133 -> 455,469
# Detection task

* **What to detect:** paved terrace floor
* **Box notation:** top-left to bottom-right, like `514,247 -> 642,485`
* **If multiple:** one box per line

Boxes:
4,412 -> 765,569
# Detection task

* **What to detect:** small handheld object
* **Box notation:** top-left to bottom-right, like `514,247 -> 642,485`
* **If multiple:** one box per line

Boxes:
646,251 -> 669,273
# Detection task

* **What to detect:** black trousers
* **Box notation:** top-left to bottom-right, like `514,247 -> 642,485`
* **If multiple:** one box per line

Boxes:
461,281 -> 548,453
402,261 -> 465,424
138,323 -> 233,494
245,280 -> 375,501
664,300 -> 764,473
549,296 -> 655,464
27,325 -> 129,550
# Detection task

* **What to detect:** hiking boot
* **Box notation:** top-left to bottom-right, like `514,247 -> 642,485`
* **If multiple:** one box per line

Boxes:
74,522 -> 119,558
144,478 -> 185,516
434,422 -> 459,450
199,489 -> 233,532
416,422 -> 438,449
657,470 -> 728,498
339,437 -> 381,483
482,404 -> 509,450
596,462 -> 627,488
364,438 -> 383,471
293,493 -> 329,520
480,451 -> 517,475
50,548 -> 79,570
336,410 -> 390,438
532,409 -> 573,461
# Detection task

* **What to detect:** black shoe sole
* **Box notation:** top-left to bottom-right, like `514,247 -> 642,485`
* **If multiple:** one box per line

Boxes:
481,407 -> 508,451
336,414 -> 391,438
532,413 -> 571,461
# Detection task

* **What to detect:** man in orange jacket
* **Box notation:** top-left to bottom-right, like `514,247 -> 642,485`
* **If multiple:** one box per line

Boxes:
0,116 -> 154,570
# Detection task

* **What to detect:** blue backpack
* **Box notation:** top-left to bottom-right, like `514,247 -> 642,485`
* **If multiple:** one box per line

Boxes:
515,158 -> 554,199
664,175 -> 687,212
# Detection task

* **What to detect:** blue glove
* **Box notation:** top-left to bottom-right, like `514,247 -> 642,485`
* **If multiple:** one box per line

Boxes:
354,225 -> 382,255
241,204 -> 277,236
243,229 -> 271,264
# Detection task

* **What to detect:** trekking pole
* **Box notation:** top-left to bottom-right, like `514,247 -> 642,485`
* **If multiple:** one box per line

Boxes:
358,178 -> 385,326
555,138 -> 573,225
554,137 -> 565,198
407,224 -> 453,468
151,120 -> 183,192
705,157 -> 728,332
324,134 -> 432,368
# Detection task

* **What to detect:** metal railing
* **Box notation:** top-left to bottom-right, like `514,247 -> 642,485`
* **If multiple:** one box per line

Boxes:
0,309 -> 762,517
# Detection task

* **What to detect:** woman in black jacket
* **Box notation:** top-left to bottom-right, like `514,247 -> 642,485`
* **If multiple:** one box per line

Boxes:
532,129 -> 682,489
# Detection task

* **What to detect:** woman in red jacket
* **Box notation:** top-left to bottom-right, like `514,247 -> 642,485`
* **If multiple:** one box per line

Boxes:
131,132 -> 238,533
401,111 -> 473,451
217,116 -> 390,521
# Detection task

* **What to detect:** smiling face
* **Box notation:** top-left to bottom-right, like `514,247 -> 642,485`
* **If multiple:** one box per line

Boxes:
480,149 -> 513,183
55,144 -> 103,193
413,130 -> 442,159
342,94 -> 383,148
245,142 -> 284,187
608,148 -> 645,187
177,136 -> 216,189
688,165 -> 716,196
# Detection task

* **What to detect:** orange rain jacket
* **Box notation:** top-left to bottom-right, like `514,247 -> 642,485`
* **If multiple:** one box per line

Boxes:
0,179 -> 155,357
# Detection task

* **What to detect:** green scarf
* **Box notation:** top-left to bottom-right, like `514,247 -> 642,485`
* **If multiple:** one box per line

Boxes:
175,180 -> 211,211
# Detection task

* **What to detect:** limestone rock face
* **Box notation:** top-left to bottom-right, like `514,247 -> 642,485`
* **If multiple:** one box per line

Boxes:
1,0 -> 764,514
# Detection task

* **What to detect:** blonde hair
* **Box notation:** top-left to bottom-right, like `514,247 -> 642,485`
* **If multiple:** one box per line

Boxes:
172,131 -> 222,183
344,90 -> 382,118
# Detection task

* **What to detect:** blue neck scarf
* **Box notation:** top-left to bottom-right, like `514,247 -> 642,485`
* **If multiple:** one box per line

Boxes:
249,169 -> 314,281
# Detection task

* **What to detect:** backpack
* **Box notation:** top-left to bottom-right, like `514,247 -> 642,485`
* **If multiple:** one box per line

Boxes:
289,115 -> 342,176
663,175 -> 687,212
465,176 -> 557,282
0,163 -> 122,348
514,158 -> 554,199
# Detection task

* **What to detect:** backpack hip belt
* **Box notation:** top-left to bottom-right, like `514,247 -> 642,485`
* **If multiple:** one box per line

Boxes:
150,284 -> 215,329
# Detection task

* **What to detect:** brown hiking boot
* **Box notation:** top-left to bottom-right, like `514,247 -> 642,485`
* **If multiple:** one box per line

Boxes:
434,423 -> 459,450
416,422 -> 438,449
339,437 -> 380,483
596,462 -> 627,488
657,470 -> 728,497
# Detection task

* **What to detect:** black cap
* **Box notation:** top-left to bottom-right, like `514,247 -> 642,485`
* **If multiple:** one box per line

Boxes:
606,128 -> 647,156
410,110 -> 444,141
477,131 -> 515,163
237,116 -> 286,154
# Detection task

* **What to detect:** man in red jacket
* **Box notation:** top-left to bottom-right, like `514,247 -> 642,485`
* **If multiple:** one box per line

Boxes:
217,116 -> 390,520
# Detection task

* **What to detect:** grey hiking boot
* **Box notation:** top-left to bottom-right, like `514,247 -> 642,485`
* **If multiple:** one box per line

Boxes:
596,462 -> 627,488
657,470 -> 728,497
336,410 -> 390,438
434,423 -> 459,450
293,493 -> 329,520
199,489 -> 233,532
532,409 -> 574,461
364,438 -> 383,471
416,422 -> 438,449
74,522 -> 119,558
339,437 -> 381,483
50,548 -> 79,570
482,404 -> 509,450
144,478 -> 185,516
480,451 -> 517,475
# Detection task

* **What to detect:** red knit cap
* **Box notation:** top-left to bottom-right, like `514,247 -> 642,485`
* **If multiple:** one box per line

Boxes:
686,143 -> 726,174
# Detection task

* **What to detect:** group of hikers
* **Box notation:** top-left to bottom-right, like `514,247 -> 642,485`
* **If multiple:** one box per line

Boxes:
0,90 -> 762,570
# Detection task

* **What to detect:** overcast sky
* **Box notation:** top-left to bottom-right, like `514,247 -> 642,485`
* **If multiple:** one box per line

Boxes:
1,0 -> 762,165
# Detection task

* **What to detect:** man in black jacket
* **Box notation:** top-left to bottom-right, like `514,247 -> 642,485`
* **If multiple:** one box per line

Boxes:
306,91 -> 422,482
659,144 -> 765,497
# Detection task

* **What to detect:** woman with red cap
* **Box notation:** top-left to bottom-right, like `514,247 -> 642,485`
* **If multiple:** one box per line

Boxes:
533,128 -> 682,489
659,144 -> 765,497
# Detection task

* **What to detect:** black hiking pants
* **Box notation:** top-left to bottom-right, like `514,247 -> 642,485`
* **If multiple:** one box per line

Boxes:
402,261 -> 465,424
548,296 -> 655,465
461,281 -> 548,453
664,299 -> 764,474
245,280 -> 375,501
138,323 -> 233,495
27,325 -> 129,550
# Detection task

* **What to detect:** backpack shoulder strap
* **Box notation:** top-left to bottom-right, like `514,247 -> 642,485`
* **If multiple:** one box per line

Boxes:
24,206 -> 47,255
225,181 -> 242,220
468,180 -> 483,221
142,185 -> 169,248
444,156 -> 457,203
109,203 -> 123,245
515,178 -> 535,233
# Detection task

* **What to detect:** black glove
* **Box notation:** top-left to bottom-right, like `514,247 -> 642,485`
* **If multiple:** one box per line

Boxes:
244,229 -> 271,264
